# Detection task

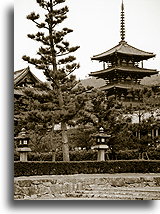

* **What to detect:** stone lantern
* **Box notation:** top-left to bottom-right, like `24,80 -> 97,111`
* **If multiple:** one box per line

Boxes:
15,128 -> 31,162
91,127 -> 111,161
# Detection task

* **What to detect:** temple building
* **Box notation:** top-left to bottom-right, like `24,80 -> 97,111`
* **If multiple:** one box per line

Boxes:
14,67 -> 43,98
89,1 -> 158,104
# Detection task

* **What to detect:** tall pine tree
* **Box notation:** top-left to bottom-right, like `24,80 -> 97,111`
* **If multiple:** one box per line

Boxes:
22,0 -> 84,161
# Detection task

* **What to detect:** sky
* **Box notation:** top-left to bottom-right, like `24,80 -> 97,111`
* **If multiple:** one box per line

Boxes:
14,0 -> 160,81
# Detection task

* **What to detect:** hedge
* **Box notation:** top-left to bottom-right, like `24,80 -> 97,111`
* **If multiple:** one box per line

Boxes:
14,160 -> 160,177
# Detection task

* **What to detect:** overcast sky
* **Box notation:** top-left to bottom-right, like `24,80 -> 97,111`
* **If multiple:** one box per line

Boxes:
14,0 -> 160,81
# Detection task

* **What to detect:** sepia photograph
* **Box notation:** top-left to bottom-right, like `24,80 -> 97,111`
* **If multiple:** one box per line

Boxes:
12,0 -> 160,201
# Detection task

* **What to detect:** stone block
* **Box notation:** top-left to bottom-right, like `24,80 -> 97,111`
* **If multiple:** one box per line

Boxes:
50,184 -> 62,194
43,182 -> 52,187
37,184 -> 51,196
14,185 -> 25,196
17,180 -> 32,187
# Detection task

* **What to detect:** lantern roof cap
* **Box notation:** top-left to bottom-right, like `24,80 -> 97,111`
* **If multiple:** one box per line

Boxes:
92,127 -> 111,138
14,128 -> 30,140
93,133 -> 111,138
99,127 -> 104,133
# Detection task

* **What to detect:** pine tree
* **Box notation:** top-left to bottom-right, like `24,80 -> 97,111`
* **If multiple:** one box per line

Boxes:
22,0 -> 85,161
78,90 -> 121,131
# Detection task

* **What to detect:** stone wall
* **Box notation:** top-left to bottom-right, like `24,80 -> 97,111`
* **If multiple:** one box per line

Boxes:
14,174 -> 160,200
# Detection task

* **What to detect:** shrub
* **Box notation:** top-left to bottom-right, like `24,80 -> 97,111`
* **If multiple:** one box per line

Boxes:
148,150 -> 160,160
115,149 -> 139,160
14,160 -> 160,177
14,149 -> 160,161
14,150 -> 97,161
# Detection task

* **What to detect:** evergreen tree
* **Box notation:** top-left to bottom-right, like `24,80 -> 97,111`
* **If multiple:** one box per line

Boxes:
22,0 -> 86,161
77,90 -> 121,133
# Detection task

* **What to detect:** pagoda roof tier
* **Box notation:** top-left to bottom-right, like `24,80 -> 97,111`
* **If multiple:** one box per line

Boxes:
89,65 -> 158,78
91,41 -> 155,62
100,83 -> 144,91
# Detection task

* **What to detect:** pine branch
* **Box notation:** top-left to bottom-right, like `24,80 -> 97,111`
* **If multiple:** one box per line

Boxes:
57,46 -> 80,56
27,12 -> 40,21
58,56 -> 76,65
74,87 -> 94,96
60,70 -> 76,83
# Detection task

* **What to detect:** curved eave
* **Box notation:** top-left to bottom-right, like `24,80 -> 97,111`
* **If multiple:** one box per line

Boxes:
91,41 -> 156,62
14,87 -> 49,97
91,53 -> 155,63
14,88 -> 25,96
89,66 -> 158,78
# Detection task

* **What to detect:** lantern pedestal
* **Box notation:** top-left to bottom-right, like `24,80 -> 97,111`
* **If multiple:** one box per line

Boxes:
17,147 -> 31,162
92,145 -> 109,161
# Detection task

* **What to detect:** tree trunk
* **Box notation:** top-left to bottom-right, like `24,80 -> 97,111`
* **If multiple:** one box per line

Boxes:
61,121 -> 70,161
138,131 -> 141,140
57,88 -> 70,161
50,121 -> 56,161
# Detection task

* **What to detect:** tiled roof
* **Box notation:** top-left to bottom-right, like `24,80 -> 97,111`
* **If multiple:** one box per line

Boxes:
14,88 -> 25,96
14,87 -> 49,97
14,68 -> 26,80
14,67 -> 47,97
91,41 -> 155,62
14,67 -> 42,86
90,66 -> 158,77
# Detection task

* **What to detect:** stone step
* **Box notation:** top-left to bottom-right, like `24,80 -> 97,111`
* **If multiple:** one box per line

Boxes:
54,194 -> 159,200
64,191 -> 159,200
86,188 -> 160,194
15,189 -> 160,200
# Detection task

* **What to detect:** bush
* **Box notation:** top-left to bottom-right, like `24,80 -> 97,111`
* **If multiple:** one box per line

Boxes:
14,151 -> 53,161
14,149 -> 160,161
115,149 -> 139,160
14,150 -> 97,161
69,150 -> 97,161
14,160 -> 160,177
147,150 -> 160,160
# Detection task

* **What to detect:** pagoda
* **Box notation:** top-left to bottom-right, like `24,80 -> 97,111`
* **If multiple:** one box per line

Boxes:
89,1 -> 158,103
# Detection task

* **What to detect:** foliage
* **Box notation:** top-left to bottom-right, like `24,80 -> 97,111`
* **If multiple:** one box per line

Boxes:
14,160 -> 160,177
14,146 -> 160,162
126,86 -> 160,123
15,86 -> 121,156
14,150 -> 97,161
77,90 -> 121,131
68,126 -> 96,150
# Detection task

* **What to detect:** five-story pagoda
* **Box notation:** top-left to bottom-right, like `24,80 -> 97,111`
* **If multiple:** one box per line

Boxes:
90,1 -> 158,103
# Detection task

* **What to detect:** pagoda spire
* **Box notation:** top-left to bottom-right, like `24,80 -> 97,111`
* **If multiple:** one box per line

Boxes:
120,0 -> 125,41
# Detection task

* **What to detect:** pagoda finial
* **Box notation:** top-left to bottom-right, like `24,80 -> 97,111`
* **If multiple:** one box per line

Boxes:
120,0 -> 125,41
